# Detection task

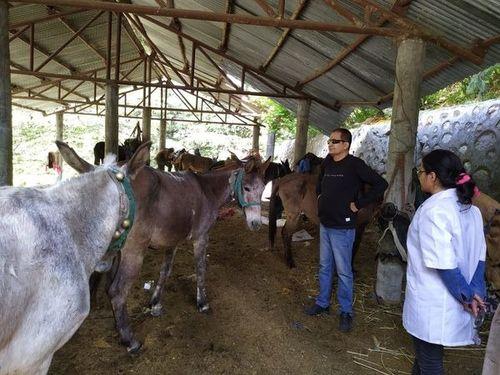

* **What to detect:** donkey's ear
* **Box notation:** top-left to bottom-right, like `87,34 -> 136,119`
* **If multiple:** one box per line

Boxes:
127,141 -> 151,178
56,141 -> 94,174
260,156 -> 272,174
244,157 -> 256,173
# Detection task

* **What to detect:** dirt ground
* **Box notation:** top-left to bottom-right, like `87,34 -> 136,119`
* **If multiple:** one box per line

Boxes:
49,207 -> 488,374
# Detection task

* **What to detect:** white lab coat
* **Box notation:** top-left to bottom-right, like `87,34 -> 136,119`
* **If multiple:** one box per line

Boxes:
403,188 -> 486,346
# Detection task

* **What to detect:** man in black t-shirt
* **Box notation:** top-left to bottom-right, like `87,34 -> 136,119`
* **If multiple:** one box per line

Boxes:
305,128 -> 388,332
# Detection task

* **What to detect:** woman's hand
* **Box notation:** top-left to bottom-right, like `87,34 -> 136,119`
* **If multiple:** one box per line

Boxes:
350,202 -> 359,213
462,295 -> 485,317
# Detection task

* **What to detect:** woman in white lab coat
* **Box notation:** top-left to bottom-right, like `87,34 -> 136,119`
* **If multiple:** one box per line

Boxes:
403,149 -> 486,374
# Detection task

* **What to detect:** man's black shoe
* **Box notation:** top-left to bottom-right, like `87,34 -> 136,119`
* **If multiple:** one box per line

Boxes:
339,312 -> 353,332
304,303 -> 330,316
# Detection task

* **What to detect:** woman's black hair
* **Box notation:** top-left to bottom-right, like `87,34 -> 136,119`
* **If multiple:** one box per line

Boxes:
421,149 -> 476,205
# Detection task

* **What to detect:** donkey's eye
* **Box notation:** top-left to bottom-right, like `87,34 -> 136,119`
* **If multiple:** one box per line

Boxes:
244,186 -> 251,192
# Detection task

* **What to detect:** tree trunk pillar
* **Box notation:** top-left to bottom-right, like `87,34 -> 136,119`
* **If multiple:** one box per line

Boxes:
293,99 -> 310,166
159,118 -> 167,149
266,131 -> 276,160
376,38 -> 426,303
104,81 -> 119,156
142,107 -> 151,143
0,0 -> 12,186
252,125 -> 260,153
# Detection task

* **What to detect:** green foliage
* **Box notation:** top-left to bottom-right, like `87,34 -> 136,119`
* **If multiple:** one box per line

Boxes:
343,107 -> 386,128
421,63 -> 500,109
253,98 -> 297,139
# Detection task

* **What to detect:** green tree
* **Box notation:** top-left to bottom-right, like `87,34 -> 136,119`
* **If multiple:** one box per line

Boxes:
253,98 -> 319,139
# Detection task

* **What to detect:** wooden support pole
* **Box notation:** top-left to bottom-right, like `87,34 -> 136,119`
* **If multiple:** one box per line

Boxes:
252,124 -> 260,153
55,111 -> 64,174
159,118 -> 167,149
104,81 -> 119,156
376,38 -> 426,304
293,99 -> 310,165
142,106 -> 151,143
56,111 -> 64,141
0,0 -> 12,186
266,131 -> 276,160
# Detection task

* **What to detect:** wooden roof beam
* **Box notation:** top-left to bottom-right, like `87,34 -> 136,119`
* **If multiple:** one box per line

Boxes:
8,8 -> 90,30
12,56 -> 141,96
296,0 -> 412,88
323,0 -> 363,26
12,32 -> 77,73
13,0 -> 402,36
349,0 -> 483,64
219,0 -> 234,52
10,59 -> 90,102
154,0 -> 189,72
198,81 -> 262,126
7,69 -> 311,99
35,10 -> 104,72
253,0 -> 277,18
260,0 -> 309,71
127,14 -> 189,86
12,102 -> 47,114
58,16 -> 106,63
197,47 -> 240,90
138,14 -> 341,112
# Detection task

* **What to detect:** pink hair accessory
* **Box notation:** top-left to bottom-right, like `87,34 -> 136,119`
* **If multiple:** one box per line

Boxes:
456,173 -> 471,185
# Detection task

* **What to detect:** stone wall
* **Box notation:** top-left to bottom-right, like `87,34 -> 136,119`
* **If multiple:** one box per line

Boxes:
275,99 -> 500,200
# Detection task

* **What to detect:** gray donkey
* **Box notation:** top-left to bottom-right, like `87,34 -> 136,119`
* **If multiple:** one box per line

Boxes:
0,141 -> 150,374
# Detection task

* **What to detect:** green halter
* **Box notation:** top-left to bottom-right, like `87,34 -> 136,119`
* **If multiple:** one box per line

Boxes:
107,167 -> 136,254
232,169 -> 260,208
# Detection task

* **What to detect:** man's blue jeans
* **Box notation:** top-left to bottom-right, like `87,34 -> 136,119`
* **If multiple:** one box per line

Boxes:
316,224 -> 355,314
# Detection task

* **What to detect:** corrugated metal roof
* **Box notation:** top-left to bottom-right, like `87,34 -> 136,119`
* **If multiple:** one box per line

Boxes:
8,0 -> 500,134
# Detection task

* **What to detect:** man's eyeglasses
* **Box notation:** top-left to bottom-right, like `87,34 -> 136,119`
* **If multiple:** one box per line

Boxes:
417,169 -> 426,176
327,139 -> 346,145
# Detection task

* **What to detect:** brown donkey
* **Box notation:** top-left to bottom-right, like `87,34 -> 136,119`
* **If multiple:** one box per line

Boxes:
60,144 -> 271,353
269,173 -> 378,268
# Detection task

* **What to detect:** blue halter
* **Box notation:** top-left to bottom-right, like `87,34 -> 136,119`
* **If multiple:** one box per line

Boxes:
232,169 -> 260,208
107,167 -> 136,254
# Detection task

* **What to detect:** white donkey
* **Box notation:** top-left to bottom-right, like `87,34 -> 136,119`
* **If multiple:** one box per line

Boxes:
0,141 -> 150,374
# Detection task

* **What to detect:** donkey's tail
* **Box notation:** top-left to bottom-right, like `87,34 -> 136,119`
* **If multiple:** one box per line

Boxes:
269,180 -> 283,251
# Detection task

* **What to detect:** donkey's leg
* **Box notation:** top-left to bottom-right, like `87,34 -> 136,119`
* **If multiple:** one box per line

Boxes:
282,215 -> 300,268
89,272 -> 102,308
107,241 -> 147,353
193,234 -> 210,312
149,246 -> 178,317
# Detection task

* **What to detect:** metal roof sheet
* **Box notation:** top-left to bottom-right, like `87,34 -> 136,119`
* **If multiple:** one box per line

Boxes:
8,0 -> 500,134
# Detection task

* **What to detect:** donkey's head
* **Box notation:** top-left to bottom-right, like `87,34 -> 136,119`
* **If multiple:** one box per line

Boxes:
56,140 -> 151,272
232,156 -> 271,231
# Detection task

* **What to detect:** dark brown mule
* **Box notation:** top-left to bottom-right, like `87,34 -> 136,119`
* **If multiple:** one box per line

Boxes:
176,152 -> 214,173
269,173 -> 378,268
154,147 -> 175,171
60,146 -> 271,353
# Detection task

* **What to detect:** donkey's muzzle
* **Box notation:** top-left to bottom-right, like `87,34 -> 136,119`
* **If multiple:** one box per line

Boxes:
249,219 -> 262,231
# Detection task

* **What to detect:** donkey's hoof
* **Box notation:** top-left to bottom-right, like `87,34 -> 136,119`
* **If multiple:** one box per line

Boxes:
197,303 -> 210,313
150,303 -> 163,317
287,260 -> 296,268
127,340 -> 142,354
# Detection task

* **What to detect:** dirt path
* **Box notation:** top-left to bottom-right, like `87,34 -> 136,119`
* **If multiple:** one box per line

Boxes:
49,210 -> 486,374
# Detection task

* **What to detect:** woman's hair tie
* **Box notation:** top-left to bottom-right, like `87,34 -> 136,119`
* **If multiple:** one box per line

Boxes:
456,172 -> 480,198
456,173 -> 471,185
